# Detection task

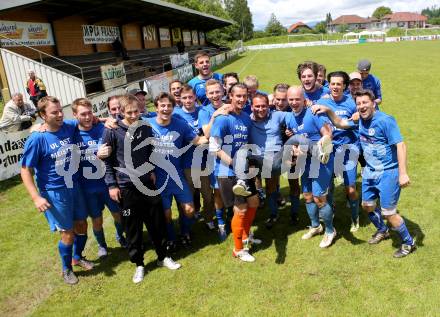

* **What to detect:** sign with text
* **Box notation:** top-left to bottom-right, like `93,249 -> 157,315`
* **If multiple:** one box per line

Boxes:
192,30 -> 199,45
183,31 -> 191,43
159,28 -> 170,41
82,25 -> 120,44
100,62 -> 127,91
143,25 -> 157,41
170,52 -> 189,69
0,20 -> 55,47
173,64 -> 194,83
0,129 -> 30,180
143,73 -> 169,99
172,28 -> 182,42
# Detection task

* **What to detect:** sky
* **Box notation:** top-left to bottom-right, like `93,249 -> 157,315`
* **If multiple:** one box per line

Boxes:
248,0 -> 440,29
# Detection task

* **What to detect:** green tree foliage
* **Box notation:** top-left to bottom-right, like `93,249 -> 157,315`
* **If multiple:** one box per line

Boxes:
314,21 -> 327,34
265,13 -> 286,36
372,6 -> 392,19
325,13 -> 332,24
422,6 -> 440,24
337,24 -> 349,33
225,0 -> 254,40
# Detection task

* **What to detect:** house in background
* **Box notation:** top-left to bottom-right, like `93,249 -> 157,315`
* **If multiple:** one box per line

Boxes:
287,22 -> 312,33
328,12 -> 428,33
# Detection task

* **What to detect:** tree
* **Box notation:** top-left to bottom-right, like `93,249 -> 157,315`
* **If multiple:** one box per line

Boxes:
422,6 -> 440,24
225,0 -> 254,41
314,21 -> 327,34
337,24 -> 349,33
325,13 -> 332,24
265,13 -> 286,36
372,6 -> 392,19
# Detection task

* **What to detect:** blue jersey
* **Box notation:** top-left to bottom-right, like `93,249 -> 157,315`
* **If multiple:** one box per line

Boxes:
188,73 -> 223,107
249,111 -> 287,154
210,112 -> 252,176
304,86 -> 330,104
362,74 -> 382,101
21,121 -> 78,191
359,111 -> 402,171
317,95 -> 358,146
172,107 -> 201,169
198,103 -> 217,133
147,117 -> 197,187
285,108 -> 327,142
76,123 -> 107,191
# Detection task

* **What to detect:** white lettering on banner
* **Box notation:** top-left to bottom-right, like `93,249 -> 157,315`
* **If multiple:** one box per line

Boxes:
82,25 -> 120,44
159,28 -> 170,41
183,31 -> 191,42
192,30 -> 199,44
144,73 -> 169,98
174,64 -> 194,83
100,63 -> 127,91
0,129 -> 30,180
0,20 -> 55,47
143,25 -> 156,41
170,53 -> 189,69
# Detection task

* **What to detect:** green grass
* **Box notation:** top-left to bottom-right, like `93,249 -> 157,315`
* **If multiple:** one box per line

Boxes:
2,41 -> 440,316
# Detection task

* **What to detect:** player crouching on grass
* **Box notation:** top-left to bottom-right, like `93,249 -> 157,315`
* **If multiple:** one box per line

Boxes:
21,96 -> 92,285
209,83 -> 260,262
311,89 -> 416,257
99,94 -> 181,284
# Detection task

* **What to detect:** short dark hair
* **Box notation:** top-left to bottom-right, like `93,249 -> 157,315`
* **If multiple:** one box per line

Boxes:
273,83 -> 290,93
327,71 -> 350,88
107,95 -> 121,109
318,64 -> 327,75
180,84 -> 194,95
38,96 -> 60,118
223,72 -> 239,83
252,92 -> 269,105
354,89 -> 376,102
154,92 -> 176,107
169,79 -> 183,90
297,61 -> 319,79
71,98 -> 92,113
230,83 -> 248,95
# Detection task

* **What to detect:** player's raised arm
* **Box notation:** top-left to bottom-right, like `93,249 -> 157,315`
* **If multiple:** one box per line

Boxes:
311,104 -> 352,129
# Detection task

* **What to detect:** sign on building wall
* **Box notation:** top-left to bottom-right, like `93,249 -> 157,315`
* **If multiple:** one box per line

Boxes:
143,25 -> 157,41
199,31 -> 206,44
0,20 -> 55,46
183,31 -> 191,43
100,62 -> 127,91
82,25 -> 120,44
192,30 -> 199,45
172,28 -> 182,42
159,28 -> 170,41
173,64 -> 194,83
170,52 -> 189,69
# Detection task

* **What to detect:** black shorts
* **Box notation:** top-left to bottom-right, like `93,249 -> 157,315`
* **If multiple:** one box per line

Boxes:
217,176 -> 258,208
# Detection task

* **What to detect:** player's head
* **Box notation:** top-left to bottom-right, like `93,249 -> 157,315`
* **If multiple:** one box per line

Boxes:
169,79 -> 183,104
223,72 -> 239,96
128,89 -> 147,113
154,92 -> 175,122
194,51 -> 211,77
327,71 -> 349,99
287,86 -> 306,113
317,64 -> 327,86
72,98 -> 93,130
11,93 -> 24,108
205,79 -> 223,108
37,96 -> 63,128
244,75 -> 259,98
357,59 -> 371,80
107,95 -> 121,118
251,93 -> 270,121
230,83 -> 248,112
272,83 -> 290,111
180,84 -> 196,111
120,94 -> 141,124
349,72 -> 363,95
297,61 -> 319,92
354,89 -> 376,120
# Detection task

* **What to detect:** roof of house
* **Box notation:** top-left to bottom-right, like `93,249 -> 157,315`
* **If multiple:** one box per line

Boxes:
287,22 -> 312,33
329,15 -> 369,25
382,12 -> 428,22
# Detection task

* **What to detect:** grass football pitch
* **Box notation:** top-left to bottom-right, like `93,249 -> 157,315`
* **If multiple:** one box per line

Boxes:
1,40 -> 440,316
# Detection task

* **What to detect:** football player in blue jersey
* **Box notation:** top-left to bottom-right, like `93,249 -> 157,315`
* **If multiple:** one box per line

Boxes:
169,79 -> 183,107
357,59 -> 382,105
21,96 -> 92,284
222,72 -> 239,103
312,89 -> 416,257
317,64 -> 329,89
188,51 -> 223,106
297,61 -> 330,105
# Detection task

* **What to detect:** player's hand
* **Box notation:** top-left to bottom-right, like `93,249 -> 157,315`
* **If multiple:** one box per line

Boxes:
150,172 -> 156,184
33,196 -> 51,212
109,187 -> 121,202
305,99 -> 313,107
285,129 -> 294,137
92,115 -> 100,125
97,143 -> 112,159
399,173 -> 410,188
291,145 -> 306,157
214,104 -> 231,117
104,117 -> 118,129
311,105 -> 328,115
350,112 -> 360,122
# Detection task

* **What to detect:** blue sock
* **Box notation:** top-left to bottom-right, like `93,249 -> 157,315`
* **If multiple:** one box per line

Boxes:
215,208 -> 225,225
349,199 -> 359,222
93,229 -> 107,248
114,221 -> 124,240
166,222 -> 177,241
73,234 -> 87,261
305,202 -> 319,228
58,241 -> 73,271
394,221 -> 414,245
290,194 -> 300,218
268,192 -> 278,217
319,203 -> 334,234
180,215 -> 194,236
257,188 -> 265,200
368,208 -> 387,232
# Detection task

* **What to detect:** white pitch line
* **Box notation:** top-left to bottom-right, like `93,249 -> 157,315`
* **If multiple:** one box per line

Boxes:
238,49 -> 262,76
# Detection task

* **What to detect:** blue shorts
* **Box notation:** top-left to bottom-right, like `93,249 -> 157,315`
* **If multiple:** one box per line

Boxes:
161,178 -> 193,209
301,154 -> 334,197
333,144 -> 359,187
40,188 -> 74,231
362,168 -> 400,209
84,188 -> 120,219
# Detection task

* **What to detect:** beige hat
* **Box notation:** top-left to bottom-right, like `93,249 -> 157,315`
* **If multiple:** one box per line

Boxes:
349,72 -> 362,82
